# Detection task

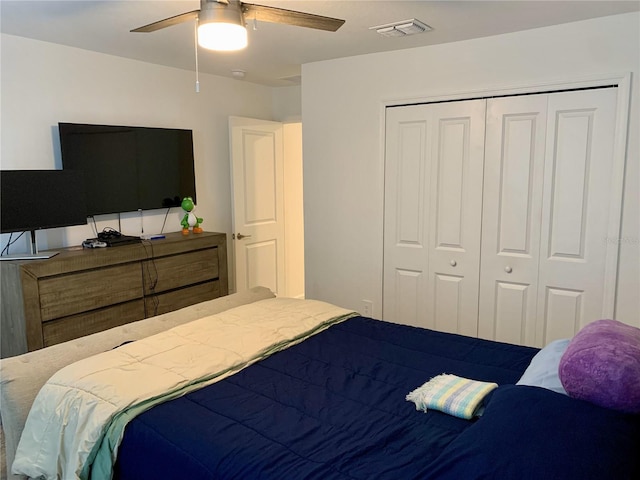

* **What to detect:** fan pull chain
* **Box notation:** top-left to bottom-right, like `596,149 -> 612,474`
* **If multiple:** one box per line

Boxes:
194,21 -> 200,93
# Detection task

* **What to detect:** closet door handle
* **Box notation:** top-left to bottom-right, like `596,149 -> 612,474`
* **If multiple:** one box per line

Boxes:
505,266 -> 513,274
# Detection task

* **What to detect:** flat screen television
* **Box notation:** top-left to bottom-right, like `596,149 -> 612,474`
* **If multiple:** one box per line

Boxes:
1,169 -> 88,258
1,170 -> 88,233
58,122 -> 197,216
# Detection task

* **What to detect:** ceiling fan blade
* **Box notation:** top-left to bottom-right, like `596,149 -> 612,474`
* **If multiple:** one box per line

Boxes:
242,3 -> 345,32
131,10 -> 199,33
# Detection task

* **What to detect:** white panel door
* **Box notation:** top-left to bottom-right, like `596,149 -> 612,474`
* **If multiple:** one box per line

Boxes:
535,88 -> 618,345
425,100 -> 486,336
230,117 -> 285,295
383,105 -> 431,328
383,100 -> 485,335
478,95 -> 548,345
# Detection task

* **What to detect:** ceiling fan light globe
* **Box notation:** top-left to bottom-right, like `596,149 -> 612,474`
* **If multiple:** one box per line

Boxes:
198,23 -> 248,51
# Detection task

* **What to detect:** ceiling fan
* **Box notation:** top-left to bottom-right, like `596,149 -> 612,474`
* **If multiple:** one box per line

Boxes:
131,0 -> 345,51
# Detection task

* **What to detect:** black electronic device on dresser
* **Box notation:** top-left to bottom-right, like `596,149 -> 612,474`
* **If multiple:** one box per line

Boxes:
89,228 -> 141,247
99,234 -> 141,247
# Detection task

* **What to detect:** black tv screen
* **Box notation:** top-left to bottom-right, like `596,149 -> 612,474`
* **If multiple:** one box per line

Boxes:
1,170 -> 88,233
58,122 -> 196,216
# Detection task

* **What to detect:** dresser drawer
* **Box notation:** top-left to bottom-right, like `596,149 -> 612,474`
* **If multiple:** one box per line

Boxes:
144,249 -> 218,295
145,281 -> 221,317
39,263 -> 144,321
42,300 -> 145,346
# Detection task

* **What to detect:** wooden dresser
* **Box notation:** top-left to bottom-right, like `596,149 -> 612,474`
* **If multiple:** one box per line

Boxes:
0,231 -> 228,358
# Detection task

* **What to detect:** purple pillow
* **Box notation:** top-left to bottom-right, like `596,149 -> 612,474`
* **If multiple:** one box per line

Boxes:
559,319 -> 640,413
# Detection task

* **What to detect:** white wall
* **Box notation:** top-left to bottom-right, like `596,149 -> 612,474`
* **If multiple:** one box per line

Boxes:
283,122 -> 305,298
0,34 -> 300,260
272,86 -> 302,123
302,12 -> 640,326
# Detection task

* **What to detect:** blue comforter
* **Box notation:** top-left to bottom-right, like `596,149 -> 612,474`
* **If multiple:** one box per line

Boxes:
114,316 -> 640,479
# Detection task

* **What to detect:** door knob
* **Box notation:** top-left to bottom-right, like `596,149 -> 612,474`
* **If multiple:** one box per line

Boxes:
236,233 -> 251,240
505,266 -> 513,274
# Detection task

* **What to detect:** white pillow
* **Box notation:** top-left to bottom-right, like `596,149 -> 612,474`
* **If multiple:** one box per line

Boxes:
516,339 -> 570,395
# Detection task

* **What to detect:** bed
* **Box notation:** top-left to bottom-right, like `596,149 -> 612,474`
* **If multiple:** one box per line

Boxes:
2,287 -> 639,480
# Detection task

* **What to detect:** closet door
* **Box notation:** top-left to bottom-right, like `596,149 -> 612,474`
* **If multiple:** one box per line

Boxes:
535,88 -> 618,345
478,95 -> 548,346
383,100 -> 485,335
425,100 -> 486,336
479,88 -> 619,347
383,105 -> 431,328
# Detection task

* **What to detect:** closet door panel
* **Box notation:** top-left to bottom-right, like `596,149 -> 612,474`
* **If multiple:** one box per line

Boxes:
479,95 -> 548,346
543,287 -> 583,341
536,88 -> 618,345
393,269 -> 424,328
383,105 -> 431,328
426,100 -> 486,336
493,281 -> 530,342
432,274 -> 464,333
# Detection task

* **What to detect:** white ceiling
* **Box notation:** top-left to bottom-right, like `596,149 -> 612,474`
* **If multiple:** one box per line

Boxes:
2,1 -> 638,87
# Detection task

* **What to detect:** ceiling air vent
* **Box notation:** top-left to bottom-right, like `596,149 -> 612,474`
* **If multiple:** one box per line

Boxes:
370,18 -> 432,37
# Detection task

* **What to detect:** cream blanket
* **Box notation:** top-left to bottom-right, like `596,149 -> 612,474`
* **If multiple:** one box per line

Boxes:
12,298 -> 355,480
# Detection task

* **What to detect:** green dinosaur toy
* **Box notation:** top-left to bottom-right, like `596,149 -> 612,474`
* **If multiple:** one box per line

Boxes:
180,197 -> 203,234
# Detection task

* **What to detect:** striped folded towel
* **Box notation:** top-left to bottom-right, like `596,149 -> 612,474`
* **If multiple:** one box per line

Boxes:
406,374 -> 498,420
